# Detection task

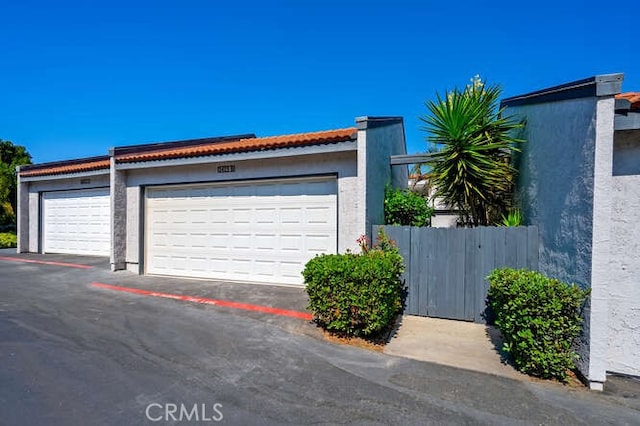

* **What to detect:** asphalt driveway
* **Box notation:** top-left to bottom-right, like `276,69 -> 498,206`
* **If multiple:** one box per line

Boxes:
0,249 -> 638,425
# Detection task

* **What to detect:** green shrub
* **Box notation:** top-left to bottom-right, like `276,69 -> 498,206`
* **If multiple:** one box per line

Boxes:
384,186 -> 434,227
303,230 -> 405,337
0,232 -> 17,248
487,268 -> 590,381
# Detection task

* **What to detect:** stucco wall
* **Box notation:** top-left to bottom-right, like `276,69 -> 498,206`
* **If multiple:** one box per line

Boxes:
588,97 -> 615,386
16,182 -> 28,252
608,129 -> 640,376
28,191 -> 39,253
357,122 -> 407,240
110,161 -> 127,270
22,173 -> 110,253
510,97 -> 597,286
125,186 -> 141,272
507,97 -> 598,378
122,151 -> 360,270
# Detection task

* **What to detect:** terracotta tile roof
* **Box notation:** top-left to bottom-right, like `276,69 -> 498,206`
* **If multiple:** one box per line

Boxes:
116,127 -> 357,163
616,92 -> 640,109
19,158 -> 110,177
19,127 -> 357,177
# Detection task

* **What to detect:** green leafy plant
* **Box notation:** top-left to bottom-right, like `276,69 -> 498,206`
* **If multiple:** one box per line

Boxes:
0,139 -> 32,227
420,76 -> 525,226
0,231 -> 17,248
487,268 -> 590,382
303,229 -> 405,337
384,186 -> 434,227
501,210 -> 523,227
0,201 -> 15,226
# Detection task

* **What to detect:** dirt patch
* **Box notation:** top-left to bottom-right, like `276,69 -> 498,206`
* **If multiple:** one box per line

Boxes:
518,368 -> 586,390
322,332 -> 385,352
314,315 -> 400,352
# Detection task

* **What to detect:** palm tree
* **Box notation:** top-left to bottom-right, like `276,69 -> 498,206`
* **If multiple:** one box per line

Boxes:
420,76 -> 524,226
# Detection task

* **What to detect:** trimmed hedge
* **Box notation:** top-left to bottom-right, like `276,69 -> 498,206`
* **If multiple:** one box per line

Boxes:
487,268 -> 590,381
0,232 -> 17,248
303,230 -> 404,337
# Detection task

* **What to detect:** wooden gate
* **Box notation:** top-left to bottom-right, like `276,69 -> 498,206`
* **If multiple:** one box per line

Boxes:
377,225 -> 539,323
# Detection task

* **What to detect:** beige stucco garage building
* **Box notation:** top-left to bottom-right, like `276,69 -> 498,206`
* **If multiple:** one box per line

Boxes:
17,116 -> 407,285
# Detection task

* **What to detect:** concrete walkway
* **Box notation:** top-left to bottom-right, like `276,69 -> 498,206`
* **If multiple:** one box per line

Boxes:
384,315 -> 528,380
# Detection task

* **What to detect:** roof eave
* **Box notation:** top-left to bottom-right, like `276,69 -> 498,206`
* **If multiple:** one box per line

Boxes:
19,167 -> 111,182
115,139 -> 358,171
355,116 -> 403,130
115,131 -> 357,164
501,73 -> 624,108
18,155 -> 110,174
110,133 -> 256,157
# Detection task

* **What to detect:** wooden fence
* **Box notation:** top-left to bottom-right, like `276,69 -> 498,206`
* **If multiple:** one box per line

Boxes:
376,225 -> 539,323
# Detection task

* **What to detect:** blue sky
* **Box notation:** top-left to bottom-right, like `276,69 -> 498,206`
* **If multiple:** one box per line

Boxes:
1,0 -> 638,163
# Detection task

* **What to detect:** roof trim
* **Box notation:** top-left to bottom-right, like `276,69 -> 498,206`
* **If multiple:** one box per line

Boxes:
110,133 -> 255,156
501,73 -> 624,108
115,140 -> 358,171
19,167 -> 112,182
18,155 -> 111,177
116,127 -> 357,163
355,116 -> 404,130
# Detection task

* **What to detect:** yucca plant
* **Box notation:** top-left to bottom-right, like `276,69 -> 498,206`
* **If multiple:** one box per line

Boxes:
501,209 -> 523,227
420,76 -> 524,226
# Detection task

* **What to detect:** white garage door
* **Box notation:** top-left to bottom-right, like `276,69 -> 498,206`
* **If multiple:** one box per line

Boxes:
42,188 -> 111,256
145,177 -> 337,285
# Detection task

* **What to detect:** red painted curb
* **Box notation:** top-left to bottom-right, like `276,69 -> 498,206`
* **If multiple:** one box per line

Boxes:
90,282 -> 314,321
0,256 -> 93,269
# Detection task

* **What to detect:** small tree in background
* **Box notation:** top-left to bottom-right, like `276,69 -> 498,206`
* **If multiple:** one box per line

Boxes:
0,139 -> 32,227
384,186 -> 434,227
420,76 -> 524,226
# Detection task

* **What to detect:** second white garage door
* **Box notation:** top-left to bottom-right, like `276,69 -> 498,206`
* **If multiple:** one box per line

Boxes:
42,188 -> 111,256
145,177 -> 338,285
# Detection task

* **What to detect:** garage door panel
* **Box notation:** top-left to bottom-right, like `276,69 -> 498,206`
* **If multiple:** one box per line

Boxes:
281,261 -> 304,279
232,209 -> 252,224
43,188 -> 111,256
255,260 -> 276,276
146,177 -> 337,285
281,208 -> 303,224
255,234 -> 277,252
280,235 -> 302,252
185,258 -> 208,273
307,235 -> 333,253
189,233 -> 209,248
306,208 -> 333,225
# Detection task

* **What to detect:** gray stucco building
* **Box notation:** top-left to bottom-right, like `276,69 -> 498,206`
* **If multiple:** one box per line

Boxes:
503,74 -> 640,390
